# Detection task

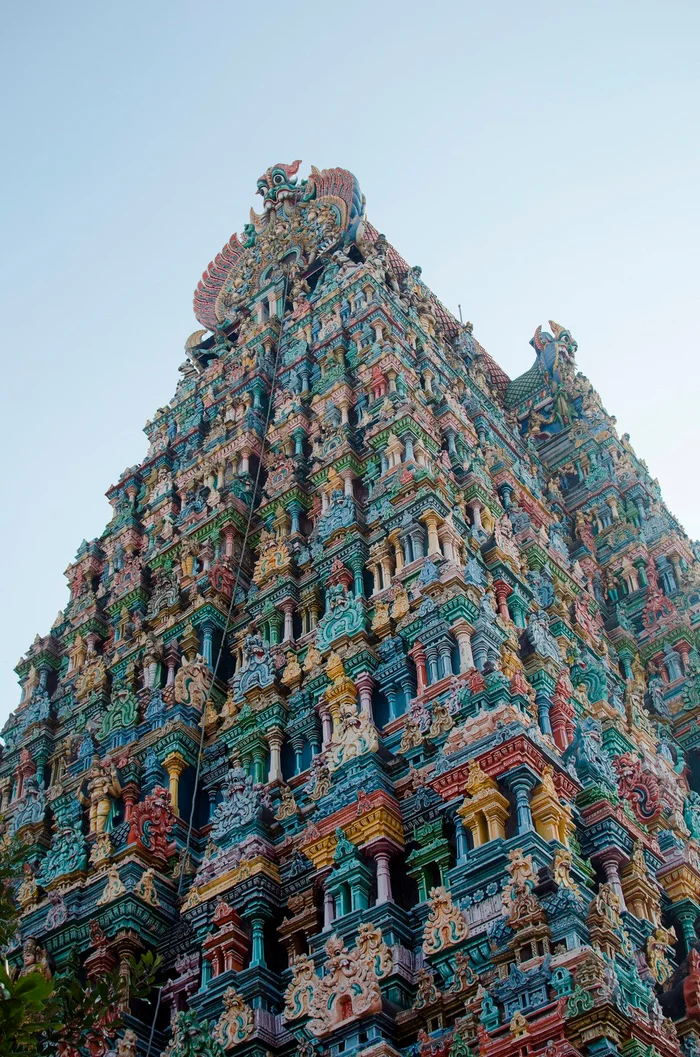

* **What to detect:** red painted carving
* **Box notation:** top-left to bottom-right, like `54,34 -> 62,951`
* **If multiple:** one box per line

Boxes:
128,784 -> 176,861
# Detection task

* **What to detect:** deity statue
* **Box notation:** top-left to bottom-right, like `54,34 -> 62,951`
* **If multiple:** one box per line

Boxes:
17,936 -> 51,979
78,756 -> 122,834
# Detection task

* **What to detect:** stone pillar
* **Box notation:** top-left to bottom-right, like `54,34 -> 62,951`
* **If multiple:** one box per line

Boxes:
504,768 -> 536,834
320,706 -> 333,748
677,641 -> 691,673
438,642 -> 453,679
597,851 -> 627,911
252,749 -> 266,784
282,602 -> 295,644
250,916 -> 266,967
323,886 -> 335,930
122,782 -> 139,823
493,580 -> 512,623
165,643 -> 179,687
348,557 -> 365,598
201,624 -> 214,668
535,691 -> 553,737
411,528 -> 425,559
425,645 -> 440,685
423,514 -> 441,556
371,564 -> 381,595
163,752 -> 187,816
391,535 -> 404,572
409,641 -> 428,693
375,852 -> 393,904
288,502 -> 302,534
355,672 -> 374,718
672,904 -> 699,954
452,621 -> 474,672
455,818 -> 469,863
267,729 -> 283,783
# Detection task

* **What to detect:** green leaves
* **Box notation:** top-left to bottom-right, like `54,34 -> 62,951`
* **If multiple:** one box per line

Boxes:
0,963 -> 57,1056
0,839 -> 161,1056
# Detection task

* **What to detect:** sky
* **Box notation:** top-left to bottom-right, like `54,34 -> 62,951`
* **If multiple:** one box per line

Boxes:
0,0 -> 698,727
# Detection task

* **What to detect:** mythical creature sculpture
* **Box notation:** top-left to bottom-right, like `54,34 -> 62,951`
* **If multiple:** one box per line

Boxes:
16,863 -> 38,908
97,864 -> 126,905
230,633 -> 276,696
307,752 -> 331,801
525,610 -> 561,664
128,785 -> 176,860
316,583 -> 365,651
613,752 -> 662,823
210,765 -> 269,842
529,321 -> 579,427
10,772 -> 46,835
36,825 -> 88,886
422,886 -> 469,954
284,954 -> 317,1021
212,987 -> 255,1049
685,792 -> 700,840
563,717 -> 618,788
307,933 -> 384,1038
256,160 -> 302,210
98,682 -> 139,740
135,867 -> 160,906
174,654 -> 211,710
163,1011 -> 225,1057
646,926 -> 676,985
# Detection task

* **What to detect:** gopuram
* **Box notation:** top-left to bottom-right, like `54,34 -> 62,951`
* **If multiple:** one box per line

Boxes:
4,160 -> 700,1057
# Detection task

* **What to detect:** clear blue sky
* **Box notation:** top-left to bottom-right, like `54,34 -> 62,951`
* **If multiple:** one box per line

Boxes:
1,0 -> 698,725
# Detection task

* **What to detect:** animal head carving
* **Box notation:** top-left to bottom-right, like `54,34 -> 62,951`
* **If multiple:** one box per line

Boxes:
256,161 -> 302,208
530,320 -> 578,382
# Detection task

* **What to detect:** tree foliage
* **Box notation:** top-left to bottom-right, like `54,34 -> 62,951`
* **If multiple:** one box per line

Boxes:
0,837 -> 160,1056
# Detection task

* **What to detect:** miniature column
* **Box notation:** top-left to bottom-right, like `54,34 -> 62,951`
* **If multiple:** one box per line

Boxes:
390,535 -> 404,573
371,563 -> 382,595
375,851 -> 393,904
323,885 -> 335,930
425,645 -> 440,684
452,621 -> 474,672
250,916 -> 266,967
504,768 -> 536,834
201,623 -> 214,667
454,815 -> 469,863
267,729 -> 283,783
320,705 -> 333,748
409,641 -> 428,694
493,580 -> 513,623
423,514 -> 441,556
596,850 -> 627,911
282,602 -> 295,644
163,752 -> 187,816
355,672 -> 375,719
438,641 -> 453,679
